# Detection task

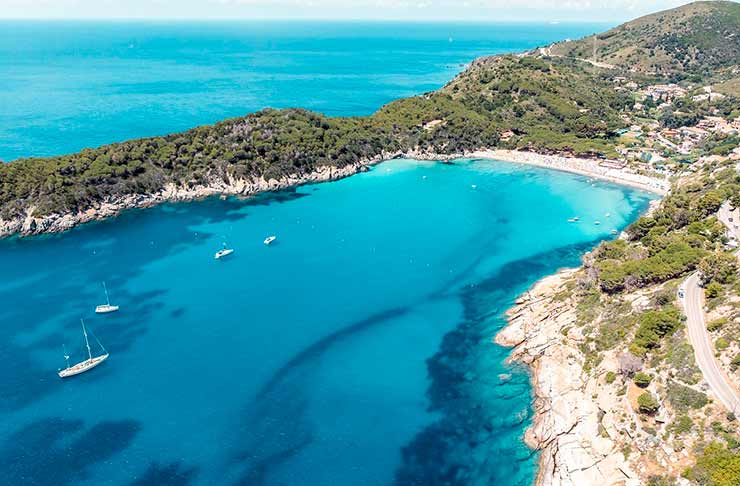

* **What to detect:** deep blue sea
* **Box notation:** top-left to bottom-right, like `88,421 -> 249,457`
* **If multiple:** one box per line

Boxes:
0,21 -> 654,486
0,21 -> 607,162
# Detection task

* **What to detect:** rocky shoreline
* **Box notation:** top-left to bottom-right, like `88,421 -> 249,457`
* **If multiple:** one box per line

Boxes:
0,148 -> 667,239
496,270 -> 641,486
1,145 -> 669,483
0,150 -> 403,238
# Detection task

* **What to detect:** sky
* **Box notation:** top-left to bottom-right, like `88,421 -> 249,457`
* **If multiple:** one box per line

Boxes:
0,0 -> 709,21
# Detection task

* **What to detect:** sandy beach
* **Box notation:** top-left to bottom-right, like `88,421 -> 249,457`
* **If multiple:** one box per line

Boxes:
408,148 -> 670,196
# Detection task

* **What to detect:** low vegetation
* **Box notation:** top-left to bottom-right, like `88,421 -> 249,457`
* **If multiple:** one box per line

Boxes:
687,442 -> 740,486
638,392 -> 660,414
550,1 -> 740,76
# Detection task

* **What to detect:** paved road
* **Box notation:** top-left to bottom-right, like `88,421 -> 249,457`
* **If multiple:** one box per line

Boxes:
680,202 -> 740,412
719,202 -> 740,242
681,272 -> 740,412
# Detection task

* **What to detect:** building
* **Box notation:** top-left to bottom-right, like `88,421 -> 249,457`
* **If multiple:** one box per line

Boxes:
680,126 -> 709,140
641,84 -> 688,102
692,92 -> 727,103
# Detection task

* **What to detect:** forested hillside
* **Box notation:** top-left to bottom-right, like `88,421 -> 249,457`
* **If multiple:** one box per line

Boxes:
0,56 -> 628,221
1,1 -> 739,229
550,1 -> 740,76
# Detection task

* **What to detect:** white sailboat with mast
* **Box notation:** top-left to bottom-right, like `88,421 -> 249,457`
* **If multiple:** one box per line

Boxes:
95,281 -> 119,314
58,319 -> 109,378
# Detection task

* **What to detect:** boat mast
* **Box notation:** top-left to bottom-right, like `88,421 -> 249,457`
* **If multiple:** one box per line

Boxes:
81,319 -> 92,361
62,344 -> 70,370
103,281 -> 110,306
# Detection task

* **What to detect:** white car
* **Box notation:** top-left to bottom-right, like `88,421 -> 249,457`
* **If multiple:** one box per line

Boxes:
678,288 -> 685,299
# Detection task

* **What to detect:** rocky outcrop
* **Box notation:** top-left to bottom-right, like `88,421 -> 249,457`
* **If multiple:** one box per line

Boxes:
496,270 -> 640,486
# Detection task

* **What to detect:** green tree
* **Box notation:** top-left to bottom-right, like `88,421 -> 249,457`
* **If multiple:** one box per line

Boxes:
700,252 -> 738,285
696,190 -> 724,217
638,392 -> 660,414
631,307 -> 683,354
634,372 -> 653,388
706,281 -> 724,299
687,442 -> 740,486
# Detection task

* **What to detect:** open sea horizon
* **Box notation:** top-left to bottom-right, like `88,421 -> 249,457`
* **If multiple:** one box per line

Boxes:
0,20 -> 609,162
0,21 -> 652,486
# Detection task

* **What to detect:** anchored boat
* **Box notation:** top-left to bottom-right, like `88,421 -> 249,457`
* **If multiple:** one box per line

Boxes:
215,242 -> 234,259
58,319 -> 109,378
264,235 -> 276,246
95,281 -> 119,314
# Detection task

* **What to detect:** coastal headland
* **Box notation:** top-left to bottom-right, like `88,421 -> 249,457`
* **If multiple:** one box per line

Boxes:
1,1 -> 739,485
0,148 -> 667,238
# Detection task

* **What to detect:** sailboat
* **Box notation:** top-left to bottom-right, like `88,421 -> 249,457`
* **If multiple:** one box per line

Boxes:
214,242 -> 234,259
95,281 -> 119,314
58,319 -> 109,378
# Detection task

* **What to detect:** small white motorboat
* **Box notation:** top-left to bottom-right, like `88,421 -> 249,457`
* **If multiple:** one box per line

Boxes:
611,229 -> 619,235
264,236 -> 277,246
214,242 -> 234,259
594,221 -> 601,225
58,319 -> 109,378
215,248 -> 234,259
95,281 -> 119,314
471,184 -> 477,189
567,217 -> 580,223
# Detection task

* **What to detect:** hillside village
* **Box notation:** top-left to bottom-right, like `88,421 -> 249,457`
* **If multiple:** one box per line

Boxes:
616,81 -> 740,171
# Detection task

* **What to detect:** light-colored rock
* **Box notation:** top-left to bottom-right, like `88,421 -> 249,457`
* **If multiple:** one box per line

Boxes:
0,150 -> 403,239
497,269 -> 640,486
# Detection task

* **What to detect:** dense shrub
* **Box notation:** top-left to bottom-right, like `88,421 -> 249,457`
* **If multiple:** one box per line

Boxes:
708,317 -> 728,331
631,307 -> 683,355
706,282 -> 724,299
687,442 -> 740,486
597,241 -> 705,293
666,380 -> 709,412
634,372 -> 653,388
638,392 -> 660,414
700,253 -> 739,286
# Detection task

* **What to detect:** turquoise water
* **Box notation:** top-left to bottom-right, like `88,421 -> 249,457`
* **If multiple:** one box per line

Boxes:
0,158 -> 655,485
0,21 -> 607,161
0,20 -> 648,486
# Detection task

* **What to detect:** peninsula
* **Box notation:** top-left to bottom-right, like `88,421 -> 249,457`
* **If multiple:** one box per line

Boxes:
3,2 -> 740,485
7,2 -> 739,238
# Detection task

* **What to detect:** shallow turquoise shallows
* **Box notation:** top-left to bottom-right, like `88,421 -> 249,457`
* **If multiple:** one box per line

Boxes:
1,20 -> 642,486
0,158 -> 655,485
0,20 -> 607,162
